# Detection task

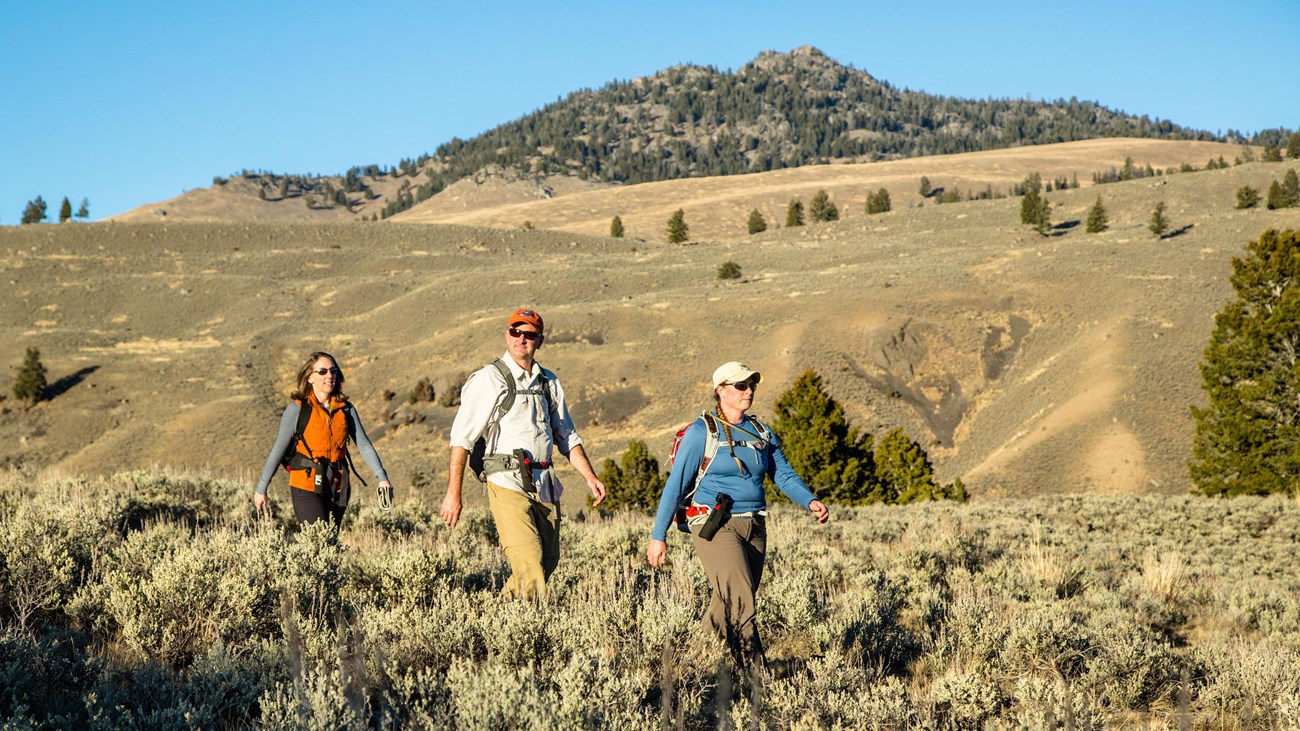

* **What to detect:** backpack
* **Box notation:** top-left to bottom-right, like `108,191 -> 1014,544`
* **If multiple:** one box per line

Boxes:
468,358 -> 551,482
667,411 -> 773,531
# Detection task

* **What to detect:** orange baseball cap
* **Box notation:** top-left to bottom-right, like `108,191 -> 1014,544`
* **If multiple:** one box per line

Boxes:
508,308 -> 544,334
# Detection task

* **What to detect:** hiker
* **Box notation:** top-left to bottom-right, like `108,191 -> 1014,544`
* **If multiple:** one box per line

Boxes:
646,361 -> 829,671
253,351 -> 393,527
440,308 -> 606,601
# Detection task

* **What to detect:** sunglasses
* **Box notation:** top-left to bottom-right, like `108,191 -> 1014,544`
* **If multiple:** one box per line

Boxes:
726,381 -> 756,392
314,367 -> 341,376
507,327 -> 541,342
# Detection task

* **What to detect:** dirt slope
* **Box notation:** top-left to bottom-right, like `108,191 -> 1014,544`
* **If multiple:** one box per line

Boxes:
3,144 -> 1298,512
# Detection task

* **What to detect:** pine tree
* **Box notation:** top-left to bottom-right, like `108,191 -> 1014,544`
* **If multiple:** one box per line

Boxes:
594,440 -> 664,511
1236,186 -> 1260,210
770,370 -> 878,504
1020,188 -> 1043,225
919,176 -> 931,197
75,198 -> 89,219
785,199 -> 804,227
866,188 -> 891,214
1281,169 -> 1300,207
1267,181 -> 1287,210
13,347 -> 48,405
746,209 -> 766,234
1149,201 -> 1169,237
58,197 -> 72,223
808,189 -> 838,222
1263,147 -> 1283,163
1191,228 -> 1300,497
1032,197 -> 1052,235
1085,196 -> 1108,233
610,215 -> 625,238
1287,132 -> 1300,160
665,209 -> 689,243
20,196 -> 46,225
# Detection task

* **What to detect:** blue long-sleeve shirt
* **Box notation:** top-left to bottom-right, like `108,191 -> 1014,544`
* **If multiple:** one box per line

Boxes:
651,414 -> 816,541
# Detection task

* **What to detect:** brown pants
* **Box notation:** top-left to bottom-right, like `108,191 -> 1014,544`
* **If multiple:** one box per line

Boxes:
692,515 -> 767,670
486,483 -> 561,602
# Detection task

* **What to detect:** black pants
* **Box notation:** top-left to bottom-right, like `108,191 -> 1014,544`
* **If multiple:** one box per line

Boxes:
290,487 -> 345,528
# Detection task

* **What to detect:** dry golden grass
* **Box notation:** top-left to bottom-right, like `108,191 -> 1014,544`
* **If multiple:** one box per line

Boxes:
4,140 -> 1300,504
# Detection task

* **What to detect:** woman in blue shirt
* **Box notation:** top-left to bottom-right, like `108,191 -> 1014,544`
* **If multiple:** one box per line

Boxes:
647,361 -> 829,671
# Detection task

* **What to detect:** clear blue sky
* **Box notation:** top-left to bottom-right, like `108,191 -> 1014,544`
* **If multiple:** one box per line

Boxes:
3,0 -> 1296,222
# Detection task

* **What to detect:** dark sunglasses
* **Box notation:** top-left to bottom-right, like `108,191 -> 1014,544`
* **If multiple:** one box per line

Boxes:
507,327 -> 541,342
727,381 -> 756,392
314,367 -> 341,376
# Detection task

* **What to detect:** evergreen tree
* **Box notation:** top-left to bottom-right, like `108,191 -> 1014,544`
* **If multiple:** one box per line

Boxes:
1236,186 -> 1260,210
13,347 -> 48,405
1263,147 -> 1283,163
665,209 -> 689,243
746,209 -> 766,234
610,215 -> 624,238
1191,228 -> 1300,497
58,197 -> 72,223
595,440 -> 664,511
770,370 -> 878,504
1267,180 -> 1287,210
873,428 -> 965,503
808,189 -> 838,222
785,198 -> 804,227
1281,169 -> 1300,207
75,198 -> 89,219
1020,188 -> 1043,225
919,176 -> 931,197
20,196 -> 47,225
1085,196 -> 1109,233
866,188 -> 891,214
1149,201 -> 1169,237
1032,197 -> 1052,235
1287,132 -> 1300,160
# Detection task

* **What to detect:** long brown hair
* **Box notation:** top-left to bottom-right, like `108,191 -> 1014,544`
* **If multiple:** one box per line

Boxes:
290,351 -> 348,403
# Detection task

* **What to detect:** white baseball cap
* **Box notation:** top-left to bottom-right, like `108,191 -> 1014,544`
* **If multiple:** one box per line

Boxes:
712,361 -> 763,387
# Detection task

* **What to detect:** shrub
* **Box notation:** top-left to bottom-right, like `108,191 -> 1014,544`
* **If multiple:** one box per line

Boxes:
746,209 -> 766,234
866,188 -> 891,214
785,198 -> 804,227
1236,185 -> 1260,209
595,440 -> 664,512
407,377 -> 435,404
717,261 -> 742,280
610,215 -> 624,238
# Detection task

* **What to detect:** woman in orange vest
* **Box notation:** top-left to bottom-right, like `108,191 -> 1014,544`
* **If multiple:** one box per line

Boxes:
253,351 -> 392,526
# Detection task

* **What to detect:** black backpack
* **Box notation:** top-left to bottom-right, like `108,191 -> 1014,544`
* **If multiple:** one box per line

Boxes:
467,359 -> 550,482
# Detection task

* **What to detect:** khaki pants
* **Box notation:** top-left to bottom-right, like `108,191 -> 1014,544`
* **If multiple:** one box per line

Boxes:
692,515 -> 767,670
486,482 -> 560,601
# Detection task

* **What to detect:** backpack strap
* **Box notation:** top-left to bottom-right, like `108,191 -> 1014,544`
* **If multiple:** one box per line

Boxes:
683,411 -> 722,505
480,358 -> 551,456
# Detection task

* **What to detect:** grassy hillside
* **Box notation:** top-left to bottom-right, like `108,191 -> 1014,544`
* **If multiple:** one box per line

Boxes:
0,469 -> 1296,727
4,143 -> 1300,505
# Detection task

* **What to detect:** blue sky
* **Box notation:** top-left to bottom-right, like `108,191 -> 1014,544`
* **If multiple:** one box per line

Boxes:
2,0 -> 1296,222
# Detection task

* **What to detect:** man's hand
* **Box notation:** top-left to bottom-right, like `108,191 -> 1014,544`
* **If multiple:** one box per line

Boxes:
647,539 -> 668,568
253,492 -> 270,516
588,477 -> 607,507
440,492 -> 462,528
809,499 -> 830,524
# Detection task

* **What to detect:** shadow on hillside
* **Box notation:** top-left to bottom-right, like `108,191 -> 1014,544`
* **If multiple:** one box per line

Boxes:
1159,224 -> 1195,240
1048,220 -> 1081,237
47,366 -> 99,399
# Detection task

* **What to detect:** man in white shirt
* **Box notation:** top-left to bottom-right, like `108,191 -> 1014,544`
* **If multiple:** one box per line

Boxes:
440,308 -> 607,601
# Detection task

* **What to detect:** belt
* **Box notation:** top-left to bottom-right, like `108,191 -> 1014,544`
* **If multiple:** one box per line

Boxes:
685,504 -> 766,518
481,453 -> 552,473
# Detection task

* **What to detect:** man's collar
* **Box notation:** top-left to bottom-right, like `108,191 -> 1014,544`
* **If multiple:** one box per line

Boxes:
500,352 -> 539,380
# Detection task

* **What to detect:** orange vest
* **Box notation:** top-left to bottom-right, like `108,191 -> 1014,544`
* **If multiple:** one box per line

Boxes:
288,393 -> 351,492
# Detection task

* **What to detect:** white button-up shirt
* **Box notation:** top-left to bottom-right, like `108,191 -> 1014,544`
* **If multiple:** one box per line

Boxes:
449,353 -> 583,501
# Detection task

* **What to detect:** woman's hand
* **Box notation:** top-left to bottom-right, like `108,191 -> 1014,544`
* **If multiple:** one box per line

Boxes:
647,539 -> 668,568
809,499 -> 830,524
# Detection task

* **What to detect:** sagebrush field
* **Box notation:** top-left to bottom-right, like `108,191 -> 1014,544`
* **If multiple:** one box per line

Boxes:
1,468 -> 1297,729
